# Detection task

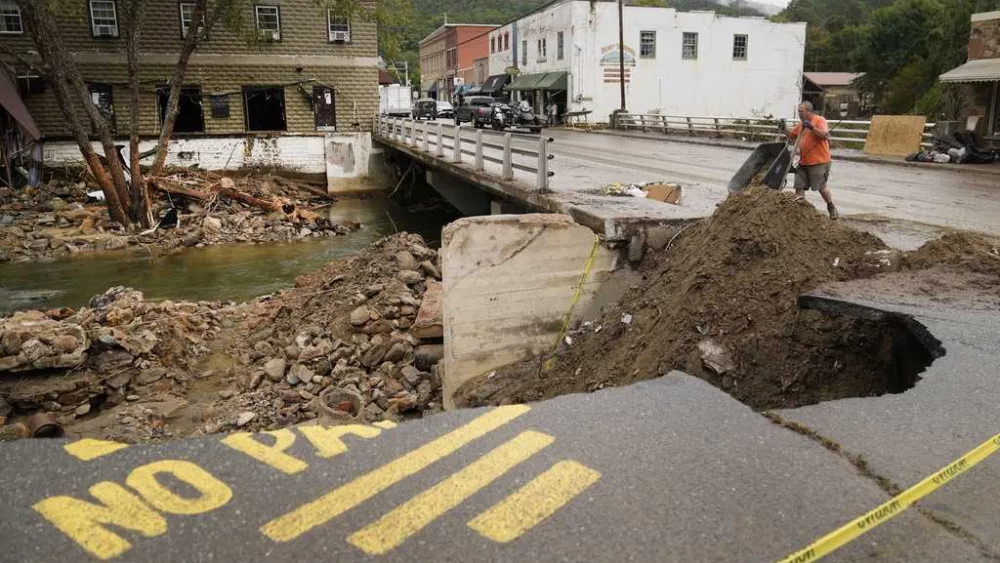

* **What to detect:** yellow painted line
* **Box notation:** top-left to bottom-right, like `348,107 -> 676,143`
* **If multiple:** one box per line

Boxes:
373,420 -> 398,429
260,405 -> 530,542
777,432 -> 1000,563
468,460 -> 600,543
64,439 -> 128,461
348,430 -> 555,555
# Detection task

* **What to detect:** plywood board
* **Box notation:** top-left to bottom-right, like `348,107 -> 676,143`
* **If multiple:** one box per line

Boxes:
863,115 -> 927,157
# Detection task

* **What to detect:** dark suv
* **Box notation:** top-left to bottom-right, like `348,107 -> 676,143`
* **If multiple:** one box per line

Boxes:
454,96 -> 496,128
412,99 -> 437,120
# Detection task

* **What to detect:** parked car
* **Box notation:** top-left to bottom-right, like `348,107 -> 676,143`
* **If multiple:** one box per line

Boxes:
436,100 -> 455,119
412,99 -> 437,120
454,96 -> 496,128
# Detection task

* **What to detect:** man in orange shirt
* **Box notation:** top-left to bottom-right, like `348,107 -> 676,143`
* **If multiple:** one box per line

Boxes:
783,101 -> 839,220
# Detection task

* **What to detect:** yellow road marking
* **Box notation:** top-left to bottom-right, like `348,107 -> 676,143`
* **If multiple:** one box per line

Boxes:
298,424 -> 382,458
33,483 -> 167,561
348,430 -> 554,555
260,405 -> 530,542
64,439 -> 129,461
373,420 -> 398,429
222,429 -> 308,474
126,460 -> 233,515
468,460 -> 600,543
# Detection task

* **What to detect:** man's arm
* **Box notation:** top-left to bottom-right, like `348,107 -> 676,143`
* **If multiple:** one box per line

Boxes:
803,119 -> 830,140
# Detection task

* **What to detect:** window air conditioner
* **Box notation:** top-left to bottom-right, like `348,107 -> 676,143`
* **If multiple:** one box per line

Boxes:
95,25 -> 117,37
260,29 -> 280,41
330,30 -> 349,42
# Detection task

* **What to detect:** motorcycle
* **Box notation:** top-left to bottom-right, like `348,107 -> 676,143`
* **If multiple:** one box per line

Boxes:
490,104 -> 514,131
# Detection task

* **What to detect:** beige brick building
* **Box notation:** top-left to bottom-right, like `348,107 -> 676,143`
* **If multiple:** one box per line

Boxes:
0,0 -> 379,138
940,11 -> 1000,148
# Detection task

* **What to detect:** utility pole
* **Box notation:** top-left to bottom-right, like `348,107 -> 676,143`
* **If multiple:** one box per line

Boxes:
618,0 -> 626,112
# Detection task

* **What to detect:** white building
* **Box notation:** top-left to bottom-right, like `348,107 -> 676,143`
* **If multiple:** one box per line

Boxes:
488,1 -> 806,121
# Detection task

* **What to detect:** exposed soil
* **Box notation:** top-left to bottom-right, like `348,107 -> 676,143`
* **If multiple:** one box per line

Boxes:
456,188 -> 978,411
0,234 -> 444,442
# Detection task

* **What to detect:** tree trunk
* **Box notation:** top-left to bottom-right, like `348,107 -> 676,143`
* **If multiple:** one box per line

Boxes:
149,0 -> 209,177
123,0 -> 151,228
17,1 -> 129,225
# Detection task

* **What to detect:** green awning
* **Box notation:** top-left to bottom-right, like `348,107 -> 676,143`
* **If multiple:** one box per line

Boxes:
507,72 -> 546,91
535,71 -> 568,91
507,71 -> 568,91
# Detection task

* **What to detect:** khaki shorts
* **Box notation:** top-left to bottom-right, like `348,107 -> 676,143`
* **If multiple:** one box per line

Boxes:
794,163 -> 831,191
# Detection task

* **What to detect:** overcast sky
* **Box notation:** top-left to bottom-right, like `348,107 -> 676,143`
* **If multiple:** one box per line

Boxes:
756,0 -> 790,7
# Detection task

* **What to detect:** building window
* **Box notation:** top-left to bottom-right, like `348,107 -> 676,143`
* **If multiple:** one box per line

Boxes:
88,83 -> 115,132
522,40 -> 527,65
446,48 -> 456,68
328,11 -> 350,42
640,31 -> 656,58
491,36 -> 496,54
733,34 -> 748,60
254,5 -> 281,41
243,87 -> 286,131
179,3 -> 207,39
557,31 -> 564,60
538,38 -> 547,62
89,0 -> 119,38
0,0 -> 22,35
504,32 -> 509,50
158,86 -> 205,133
682,32 -> 698,60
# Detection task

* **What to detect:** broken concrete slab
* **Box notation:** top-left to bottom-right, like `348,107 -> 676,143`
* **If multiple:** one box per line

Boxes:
441,214 -> 618,409
412,280 -> 443,340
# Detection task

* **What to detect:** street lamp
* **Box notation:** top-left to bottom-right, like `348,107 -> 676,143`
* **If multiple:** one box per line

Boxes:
618,0 -> 626,112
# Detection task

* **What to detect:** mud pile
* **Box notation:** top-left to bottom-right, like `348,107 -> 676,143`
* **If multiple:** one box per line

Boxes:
458,188 -> 905,411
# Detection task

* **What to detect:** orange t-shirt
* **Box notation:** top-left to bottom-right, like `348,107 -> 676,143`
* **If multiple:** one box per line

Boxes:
791,115 -> 831,166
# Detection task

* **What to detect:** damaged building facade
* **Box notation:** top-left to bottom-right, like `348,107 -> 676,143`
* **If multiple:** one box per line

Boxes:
940,10 -> 1000,149
0,0 -> 379,191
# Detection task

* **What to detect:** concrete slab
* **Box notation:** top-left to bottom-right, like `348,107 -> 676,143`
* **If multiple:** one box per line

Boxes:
0,374 -> 987,562
440,214 -> 618,409
779,286 -> 1000,554
412,280 -> 443,340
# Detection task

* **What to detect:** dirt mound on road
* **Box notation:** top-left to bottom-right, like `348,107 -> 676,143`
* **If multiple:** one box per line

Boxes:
457,188 -> 902,411
905,232 -> 1000,276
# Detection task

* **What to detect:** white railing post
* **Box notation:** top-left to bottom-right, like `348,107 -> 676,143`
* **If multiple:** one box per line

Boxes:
502,133 -> 513,181
537,136 -> 548,191
422,121 -> 429,152
475,129 -> 484,172
436,123 -> 444,157
452,126 -> 462,163
640,114 -> 647,132
408,120 -> 416,146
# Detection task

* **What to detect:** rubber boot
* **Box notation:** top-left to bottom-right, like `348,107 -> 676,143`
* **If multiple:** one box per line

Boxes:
827,203 -> 840,220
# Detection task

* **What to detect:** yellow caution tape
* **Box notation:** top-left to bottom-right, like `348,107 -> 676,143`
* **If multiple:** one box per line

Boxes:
777,432 -> 1000,563
544,235 -> 601,372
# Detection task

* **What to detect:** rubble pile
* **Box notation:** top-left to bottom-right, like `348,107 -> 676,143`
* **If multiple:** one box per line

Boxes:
0,286 -> 230,441
0,233 -> 444,442
0,170 -> 358,263
223,233 -> 445,432
457,188 -> 907,411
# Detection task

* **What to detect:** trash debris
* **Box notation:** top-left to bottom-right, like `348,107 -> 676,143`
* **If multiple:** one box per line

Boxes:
601,182 -> 683,204
620,313 -> 633,325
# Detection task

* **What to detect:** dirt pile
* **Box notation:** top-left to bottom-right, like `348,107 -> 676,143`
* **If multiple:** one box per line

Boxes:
0,170 -> 358,263
457,188 -> 906,411
0,233 -> 444,442
905,232 -> 1000,276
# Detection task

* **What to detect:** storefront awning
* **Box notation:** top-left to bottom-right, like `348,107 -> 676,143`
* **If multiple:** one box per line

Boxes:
0,71 -> 40,140
507,71 -> 568,92
466,85 -> 483,95
940,59 -> 1000,83
481,74 -> 510,95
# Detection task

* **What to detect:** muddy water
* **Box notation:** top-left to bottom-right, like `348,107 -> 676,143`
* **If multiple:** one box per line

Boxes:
0,197 -> 457,313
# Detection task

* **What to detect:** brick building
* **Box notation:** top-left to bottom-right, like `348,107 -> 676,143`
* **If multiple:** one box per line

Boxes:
0,0 -> 379,138
940,10 -> 1000,148
418,24 -> 496,101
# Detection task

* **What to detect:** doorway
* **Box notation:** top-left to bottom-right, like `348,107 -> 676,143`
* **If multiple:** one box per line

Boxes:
313,86 -> 336,130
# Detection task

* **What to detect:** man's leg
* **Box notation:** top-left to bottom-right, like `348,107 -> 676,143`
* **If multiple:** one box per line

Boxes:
815,164 -> 838,219
793,166 -> 808,199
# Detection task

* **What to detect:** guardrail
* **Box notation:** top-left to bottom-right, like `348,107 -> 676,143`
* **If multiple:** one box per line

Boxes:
615,114 -> 936,149
375,115 -> 555,191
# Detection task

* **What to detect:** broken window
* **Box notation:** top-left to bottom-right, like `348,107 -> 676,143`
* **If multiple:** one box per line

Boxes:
328,11 -> 350,42
682,32 -> 698,60
640,31 -> 656,58
733,34 -> 748,61
87,83 -> 115,132
254,5 -> 280,41
158,86 -> 205,133
0,0 -> 22,35
242,86 -> 286,132
89,0 -> 119,38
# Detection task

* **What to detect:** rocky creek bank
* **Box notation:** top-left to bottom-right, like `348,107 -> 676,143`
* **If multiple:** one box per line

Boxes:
0,233 -> 444,442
